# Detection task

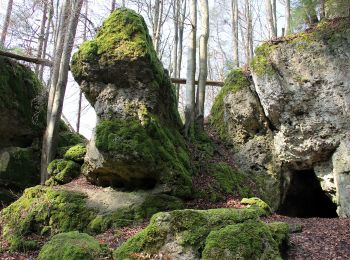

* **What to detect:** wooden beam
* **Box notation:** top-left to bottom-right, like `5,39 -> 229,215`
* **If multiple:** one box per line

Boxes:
171,78 -> 224,87
0,50 -> 53,66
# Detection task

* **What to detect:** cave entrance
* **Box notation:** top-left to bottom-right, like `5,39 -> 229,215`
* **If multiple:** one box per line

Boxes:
278,169 -> 338,218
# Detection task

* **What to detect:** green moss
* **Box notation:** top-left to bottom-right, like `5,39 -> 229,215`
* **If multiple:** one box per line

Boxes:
210,69 -> 251,139
64,144 -> 87,163
202,220 -> 282,260
37,231 -> 108,260
0,148 -> 40,189
267,222 -> 289,251
0,186 -> 185,251
251,43 -> 277,77
95,116 -> 192,198
251,18 -> 350,78
71,8 -> 163,87
0,57 -> 45,131
0,186 -> 96,251
241,197 -> 272,215
46,159 -> 80,185
113,207 -> 265,259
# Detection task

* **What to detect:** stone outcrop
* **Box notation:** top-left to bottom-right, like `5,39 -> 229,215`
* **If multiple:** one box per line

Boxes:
71,8 -> 192,198
113,207 -> 289,259
211,18 -> 350,216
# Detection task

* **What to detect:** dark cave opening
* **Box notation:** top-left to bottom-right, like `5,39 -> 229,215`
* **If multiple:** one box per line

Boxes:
278,169 -> 338,218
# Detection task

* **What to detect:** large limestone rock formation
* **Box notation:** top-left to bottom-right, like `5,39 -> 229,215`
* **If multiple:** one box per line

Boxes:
71,9 -> 192,198
211,18 -> 350,216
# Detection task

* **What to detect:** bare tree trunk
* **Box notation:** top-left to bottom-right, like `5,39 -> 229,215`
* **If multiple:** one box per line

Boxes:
195,0 -> 209,130
265,0 -> 276,39
111,0 -> 116,13
154,0 -> 164,54
272,0 -> 277,37
77,0 -> 88,134
152,0 -> 161,51
285,0 -> 291,35
231,0 -> 239,67
244,0 -> 253,63
41,0 -> 84,183
320,0 -> 325,20
39,0 -> 54,81
121,0 -> 125,7
176,0 -> 186,106
35,1 -> 49,76
1,0 -> 14,45
184,0 -> 197,138
172,0 -> 179,78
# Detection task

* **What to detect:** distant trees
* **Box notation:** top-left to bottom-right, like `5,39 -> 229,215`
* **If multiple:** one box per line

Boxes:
231,0 -> 239,67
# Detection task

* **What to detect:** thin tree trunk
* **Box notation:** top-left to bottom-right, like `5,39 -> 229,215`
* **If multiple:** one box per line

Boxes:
285,0 -> 291,35
245,0 -> 254,64
39,0 -> 54,81
77,0 -> 88,134
231,0 -> 239,67
121,0 -> 125,7
152,0 -> 160,50
154,0 -> 164,54
184,0 -> 197,137
320,0 -> 325,20
41,0 -> 84,183
272,0 -> 277,37
265,0 -> 276,39
176,0 -> 186,107
172,0 -> 179,78
35,1 -> 49,76
1,0 -> 14,45
111,0 -> 116,13
195,0 -> 209,129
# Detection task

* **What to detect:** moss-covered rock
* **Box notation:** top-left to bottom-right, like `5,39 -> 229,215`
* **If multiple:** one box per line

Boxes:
0,57 -> 45,149
38,231 -> 108,260
0,147 -> 40,190
46,159 -> 80,185
202,220 -> 282,260
71,9 -> 191,197
63,144 -> 87,163
0,185 -> 184,251
241,197 -> 272,215
209,69 -> 251,140
57,122 -> 86,158
113,208 -> 287,259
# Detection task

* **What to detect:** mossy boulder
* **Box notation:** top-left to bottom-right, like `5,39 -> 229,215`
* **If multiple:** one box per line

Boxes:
64,144 -> 87,163
38,231 -> 108,260
0,57 -> 45,149
0,147 -> 40,190
241,197 -> 272,215
71,9 -> 191,197
113,208 -> 288,259
202,220 -> 283,260
46,159 -> 81,185
0,185 -> 183,251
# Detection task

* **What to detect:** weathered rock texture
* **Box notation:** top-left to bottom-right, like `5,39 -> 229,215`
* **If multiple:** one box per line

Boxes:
71,9 -> 192,198
212,18 -> 350,216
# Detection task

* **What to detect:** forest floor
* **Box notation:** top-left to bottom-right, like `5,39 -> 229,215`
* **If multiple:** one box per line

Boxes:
1,125 -> 350,259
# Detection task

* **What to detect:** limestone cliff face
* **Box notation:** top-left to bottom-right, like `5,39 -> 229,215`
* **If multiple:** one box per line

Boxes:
212,18 -> 350,216
71,9 -> 192,198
